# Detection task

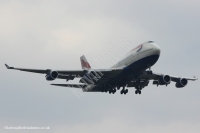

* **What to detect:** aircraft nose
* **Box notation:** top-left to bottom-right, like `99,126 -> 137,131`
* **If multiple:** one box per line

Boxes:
152,43 -> 161,55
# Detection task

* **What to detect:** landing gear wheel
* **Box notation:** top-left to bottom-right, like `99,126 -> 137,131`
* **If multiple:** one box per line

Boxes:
121,88 -> 128,95
112,89 -> 116,94
123,89 -> 127,95
120,89 -> 124,94
135,90 -> 141,95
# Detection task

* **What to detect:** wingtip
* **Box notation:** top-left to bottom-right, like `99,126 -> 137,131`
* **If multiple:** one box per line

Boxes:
193,76 -> 198,80
5,64 -> 9,69
5,64 -> 14,69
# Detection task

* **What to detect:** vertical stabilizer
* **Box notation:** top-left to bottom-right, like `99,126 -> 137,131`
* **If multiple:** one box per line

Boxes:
80,55 -> 91,70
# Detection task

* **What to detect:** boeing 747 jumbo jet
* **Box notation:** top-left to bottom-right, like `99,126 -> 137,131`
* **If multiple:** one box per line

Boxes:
5,41 -> 198,94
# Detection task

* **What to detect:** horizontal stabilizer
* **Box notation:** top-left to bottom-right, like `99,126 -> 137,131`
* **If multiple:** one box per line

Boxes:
51,84 -> 87,88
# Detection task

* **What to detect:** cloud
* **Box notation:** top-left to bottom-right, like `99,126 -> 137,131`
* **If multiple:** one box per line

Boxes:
0,0 -> 200,133
47,118 -> 200,133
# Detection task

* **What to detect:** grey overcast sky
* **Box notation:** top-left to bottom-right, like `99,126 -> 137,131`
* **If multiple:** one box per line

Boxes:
0,0 -> 200,133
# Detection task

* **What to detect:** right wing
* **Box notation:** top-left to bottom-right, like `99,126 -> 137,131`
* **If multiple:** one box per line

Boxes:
5,64 -> 123,80
5,64 -> 47,74
126,71 -> 197,88
5,64 -> 85,80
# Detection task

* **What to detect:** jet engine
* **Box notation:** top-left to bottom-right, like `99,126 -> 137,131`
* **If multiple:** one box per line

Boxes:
159,75 -> 171,85
46,70 -> 58,81
175,78 -> 188,88
153,75 -> 171,86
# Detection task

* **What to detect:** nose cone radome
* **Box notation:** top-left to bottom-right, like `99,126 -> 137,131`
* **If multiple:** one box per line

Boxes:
152,43 -> 161,55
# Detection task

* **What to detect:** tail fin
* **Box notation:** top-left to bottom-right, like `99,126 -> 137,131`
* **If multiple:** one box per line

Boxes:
80,55 -> 91,70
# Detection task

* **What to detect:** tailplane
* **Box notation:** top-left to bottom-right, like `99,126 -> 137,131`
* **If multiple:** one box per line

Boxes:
80,55 -> 91,70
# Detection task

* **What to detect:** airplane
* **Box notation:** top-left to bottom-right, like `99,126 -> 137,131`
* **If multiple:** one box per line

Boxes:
5,41 -> 198,95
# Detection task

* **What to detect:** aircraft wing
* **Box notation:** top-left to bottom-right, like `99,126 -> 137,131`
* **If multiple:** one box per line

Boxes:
5,64 -> 85,77
5,64 -> 47,74
5,64 -> 123,80
139,71 -> 198,82
51,84 -> 86,88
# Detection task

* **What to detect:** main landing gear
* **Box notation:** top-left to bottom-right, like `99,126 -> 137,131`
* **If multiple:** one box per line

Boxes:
103,84 -> 129,95
109,88 -> 116,94
135,86 -> 142,95
108,87 -> 128,95
135,89 -> 141,94
120,87 -> 128,95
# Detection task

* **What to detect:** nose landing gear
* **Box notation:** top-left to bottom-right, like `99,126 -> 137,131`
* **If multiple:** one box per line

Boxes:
147,64 -> 153,75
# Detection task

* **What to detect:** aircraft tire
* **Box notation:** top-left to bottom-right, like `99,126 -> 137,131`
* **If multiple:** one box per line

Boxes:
120,90 -> 124,94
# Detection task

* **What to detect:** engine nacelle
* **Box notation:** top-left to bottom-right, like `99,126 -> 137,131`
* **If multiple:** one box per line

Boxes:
175,78 -> 188,88
159,75 -> 171,85
46,70 -> 58,81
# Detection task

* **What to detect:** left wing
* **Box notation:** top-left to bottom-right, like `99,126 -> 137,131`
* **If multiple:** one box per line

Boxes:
138,71 -> 198,87
139,71 -> 198,81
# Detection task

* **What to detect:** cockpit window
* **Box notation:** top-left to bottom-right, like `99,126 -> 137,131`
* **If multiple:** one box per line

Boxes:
148,41 -> 154,43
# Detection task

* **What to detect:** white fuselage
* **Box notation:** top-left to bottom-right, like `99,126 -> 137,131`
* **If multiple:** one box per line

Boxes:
85,41 -> 161,92
112,41 -> 161,68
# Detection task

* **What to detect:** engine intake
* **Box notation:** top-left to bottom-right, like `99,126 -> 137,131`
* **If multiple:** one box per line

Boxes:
175,78 -> 188,88
46,70 -> 58,81
159,75 -> 171,85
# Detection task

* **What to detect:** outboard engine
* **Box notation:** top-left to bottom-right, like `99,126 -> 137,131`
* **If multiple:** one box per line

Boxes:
46,70 -> 58,81
175,78 -> 188,88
